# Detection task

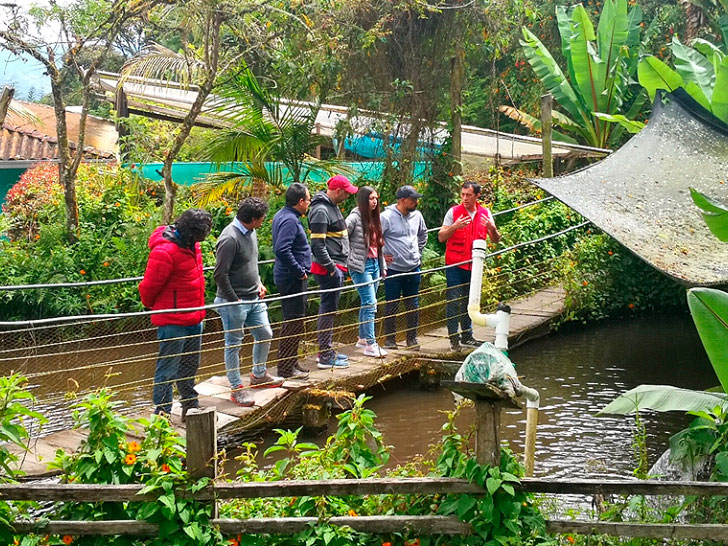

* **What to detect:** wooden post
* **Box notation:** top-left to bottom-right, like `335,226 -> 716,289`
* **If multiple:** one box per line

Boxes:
185,407 -> 217,516
474,401 -> 501,466
314,123 -> 321,159
115,88 -> 130,162
540,94 -> 553,178
302,403 -> 330,430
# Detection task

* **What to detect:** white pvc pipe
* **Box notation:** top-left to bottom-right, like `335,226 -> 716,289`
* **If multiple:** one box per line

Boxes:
467,238 -> 540,476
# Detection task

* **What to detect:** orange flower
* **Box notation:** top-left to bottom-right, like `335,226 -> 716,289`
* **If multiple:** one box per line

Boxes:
35,234 -> 40,240
582,281 -> 588,286
62,536 -> 73,545
124,453 -> 137,465
228,538 -> 239,546
79,269 -> 86,275
566,537 -> 575,544
348,509 -> 358,517
161,463 -> 171,473
115,202 -> 121,207
383,543 -> 392,546
103,261 -> 109,267
628,303 -> 635,309
127,441 -> 141,453
608,251 -> 613,256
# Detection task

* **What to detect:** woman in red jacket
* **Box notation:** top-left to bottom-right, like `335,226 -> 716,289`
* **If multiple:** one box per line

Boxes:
139,208 -> 212,418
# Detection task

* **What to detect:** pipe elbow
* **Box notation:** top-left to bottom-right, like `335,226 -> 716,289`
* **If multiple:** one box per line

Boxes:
517,385 -> 540,409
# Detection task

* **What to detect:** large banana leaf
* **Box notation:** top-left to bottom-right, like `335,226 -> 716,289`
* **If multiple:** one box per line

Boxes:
497,105 -> 580,143
520,27 -> 584,122
711,54 -> 728,123
687,287 -> 728,392
637,56 -> 684,101
672,37 -> 715,102
596,0 -> 630,110
569,5 -> 601,113
598,385 -> 728,416
593,112 -> 645,133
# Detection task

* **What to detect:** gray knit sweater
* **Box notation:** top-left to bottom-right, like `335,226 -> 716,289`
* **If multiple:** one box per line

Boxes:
214,222 -> 261,301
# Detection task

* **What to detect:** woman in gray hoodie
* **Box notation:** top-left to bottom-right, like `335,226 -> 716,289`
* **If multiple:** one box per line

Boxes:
346,186 -> 387,357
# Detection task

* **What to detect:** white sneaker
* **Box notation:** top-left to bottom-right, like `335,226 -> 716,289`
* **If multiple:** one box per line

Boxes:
363,343 -> 387,357
355,339 -> 368,351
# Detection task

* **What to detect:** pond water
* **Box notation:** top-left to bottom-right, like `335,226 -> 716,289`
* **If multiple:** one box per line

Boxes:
249,312 -> 715,479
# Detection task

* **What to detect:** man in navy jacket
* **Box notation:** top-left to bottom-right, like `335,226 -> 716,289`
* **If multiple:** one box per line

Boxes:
272,183 -> 312,378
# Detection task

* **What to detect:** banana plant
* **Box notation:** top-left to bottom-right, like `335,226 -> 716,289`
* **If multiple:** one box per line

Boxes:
638,36 -> 728,124
499,0 -> 646,148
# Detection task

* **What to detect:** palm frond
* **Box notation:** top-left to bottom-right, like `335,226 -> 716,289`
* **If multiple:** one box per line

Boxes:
121,42 -> 207,88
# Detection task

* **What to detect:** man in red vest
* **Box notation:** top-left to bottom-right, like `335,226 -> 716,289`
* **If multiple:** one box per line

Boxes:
438,181 -> 501,351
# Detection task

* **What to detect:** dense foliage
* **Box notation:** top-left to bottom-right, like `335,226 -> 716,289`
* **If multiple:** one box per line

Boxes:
0,382 -> 551,546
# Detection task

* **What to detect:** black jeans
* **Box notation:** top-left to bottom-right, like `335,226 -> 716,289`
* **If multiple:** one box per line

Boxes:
275,277 -> 308,375
314,269 -> 344,362
383,267 -> 421,344
446,266 -> 473,342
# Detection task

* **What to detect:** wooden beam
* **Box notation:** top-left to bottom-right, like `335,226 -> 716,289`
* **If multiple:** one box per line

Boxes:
6,478 -> 728,502
0,86 -> 15,128
215,516 -> 471,535
540,94 -> 553,178
9,520 -> 159,536
547,520 -> 728,541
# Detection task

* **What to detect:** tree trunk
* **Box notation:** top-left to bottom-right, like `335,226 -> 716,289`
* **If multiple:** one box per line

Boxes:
47,52 -> 80,244
680,0 -> 706,42
0,86 -> 14,127
160,10 -> 222,224
450,44 -> 464,176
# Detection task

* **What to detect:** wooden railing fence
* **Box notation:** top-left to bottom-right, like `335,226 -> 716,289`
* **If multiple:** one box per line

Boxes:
4,409 -> 728,541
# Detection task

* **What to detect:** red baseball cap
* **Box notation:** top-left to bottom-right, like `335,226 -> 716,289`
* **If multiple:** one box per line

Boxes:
327,175 -> 358,194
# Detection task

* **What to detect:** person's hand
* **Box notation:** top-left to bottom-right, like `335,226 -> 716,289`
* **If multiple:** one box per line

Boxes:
299,273 -> 308,280
258,284 -> 267,298
453,214 -> 472,230
384,254 -> 393,264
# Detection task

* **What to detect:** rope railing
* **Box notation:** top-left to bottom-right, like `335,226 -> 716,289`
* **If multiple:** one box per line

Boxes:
0,220 -> 587,328
0,196 -> 558,293
2,221 -> 582,433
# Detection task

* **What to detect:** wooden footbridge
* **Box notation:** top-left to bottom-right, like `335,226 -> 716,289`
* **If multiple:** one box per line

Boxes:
9,286 -> 566,477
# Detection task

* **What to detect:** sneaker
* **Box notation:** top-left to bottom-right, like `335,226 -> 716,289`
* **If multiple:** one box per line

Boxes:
355,339 -> 368,350
250,372 -> 285,388
405,339 -> 421,351
450,341 -> 463,352
316,352 -> 349,364
460,337 -> 482,348
382,339 -> 399,350
230,388 -> 254,407
278,367 -> 310,380
363,343 -> 387,357
317,356 -> 350,370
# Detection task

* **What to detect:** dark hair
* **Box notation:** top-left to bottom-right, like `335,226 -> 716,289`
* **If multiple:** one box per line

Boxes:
356,186 -> 383,249
462,181 -> 482,195
286,183 -> 309,207
237,197 -> 269,223
175,208 -> 212,246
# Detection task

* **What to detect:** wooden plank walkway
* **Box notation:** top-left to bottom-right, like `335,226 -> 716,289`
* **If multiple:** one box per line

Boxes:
10,286 -> 565,477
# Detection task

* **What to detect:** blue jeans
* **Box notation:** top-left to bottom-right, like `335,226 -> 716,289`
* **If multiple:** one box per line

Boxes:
153,323 -> 203,414
215,297 -> 273,387
314,268 -> 344,362
446,266 -> 473,342
351,258 -> 380,344
383,267 -> 421,344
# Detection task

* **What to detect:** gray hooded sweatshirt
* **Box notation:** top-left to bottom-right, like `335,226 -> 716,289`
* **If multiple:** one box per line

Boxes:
380,204 -> 428,272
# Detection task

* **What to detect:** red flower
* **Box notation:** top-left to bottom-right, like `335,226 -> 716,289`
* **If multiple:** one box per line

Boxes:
161,463 -> 171,473
62,536 -> 73,545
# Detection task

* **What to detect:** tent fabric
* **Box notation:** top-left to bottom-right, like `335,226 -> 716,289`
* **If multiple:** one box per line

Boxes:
532,91 -> 728,286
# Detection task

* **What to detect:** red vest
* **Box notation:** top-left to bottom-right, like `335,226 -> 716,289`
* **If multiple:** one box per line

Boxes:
445,204 -> 492,271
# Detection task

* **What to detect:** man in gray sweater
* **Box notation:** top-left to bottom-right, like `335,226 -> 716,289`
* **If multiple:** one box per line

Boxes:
214,197 -> 283,407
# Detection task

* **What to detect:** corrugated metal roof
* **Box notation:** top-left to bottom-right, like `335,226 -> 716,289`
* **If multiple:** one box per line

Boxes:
93,70 -> 610,163
533,91 -> 728,286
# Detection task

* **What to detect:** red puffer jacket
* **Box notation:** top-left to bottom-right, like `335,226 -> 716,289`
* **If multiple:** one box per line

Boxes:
138,226 -> 206,326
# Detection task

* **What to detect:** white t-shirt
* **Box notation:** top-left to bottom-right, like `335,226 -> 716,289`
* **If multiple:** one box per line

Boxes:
442,206 -> 478,226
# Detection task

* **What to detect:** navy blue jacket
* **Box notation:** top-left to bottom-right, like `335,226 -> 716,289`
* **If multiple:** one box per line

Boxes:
272,205 -> 312,283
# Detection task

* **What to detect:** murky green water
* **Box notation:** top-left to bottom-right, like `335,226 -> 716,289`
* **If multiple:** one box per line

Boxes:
250,313 -> 714,478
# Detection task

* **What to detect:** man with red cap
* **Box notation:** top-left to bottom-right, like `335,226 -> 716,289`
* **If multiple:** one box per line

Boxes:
309,175 -> 358,369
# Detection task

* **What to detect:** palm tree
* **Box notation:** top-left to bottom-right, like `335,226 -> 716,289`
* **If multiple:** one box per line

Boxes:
195,67 -> 352,205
